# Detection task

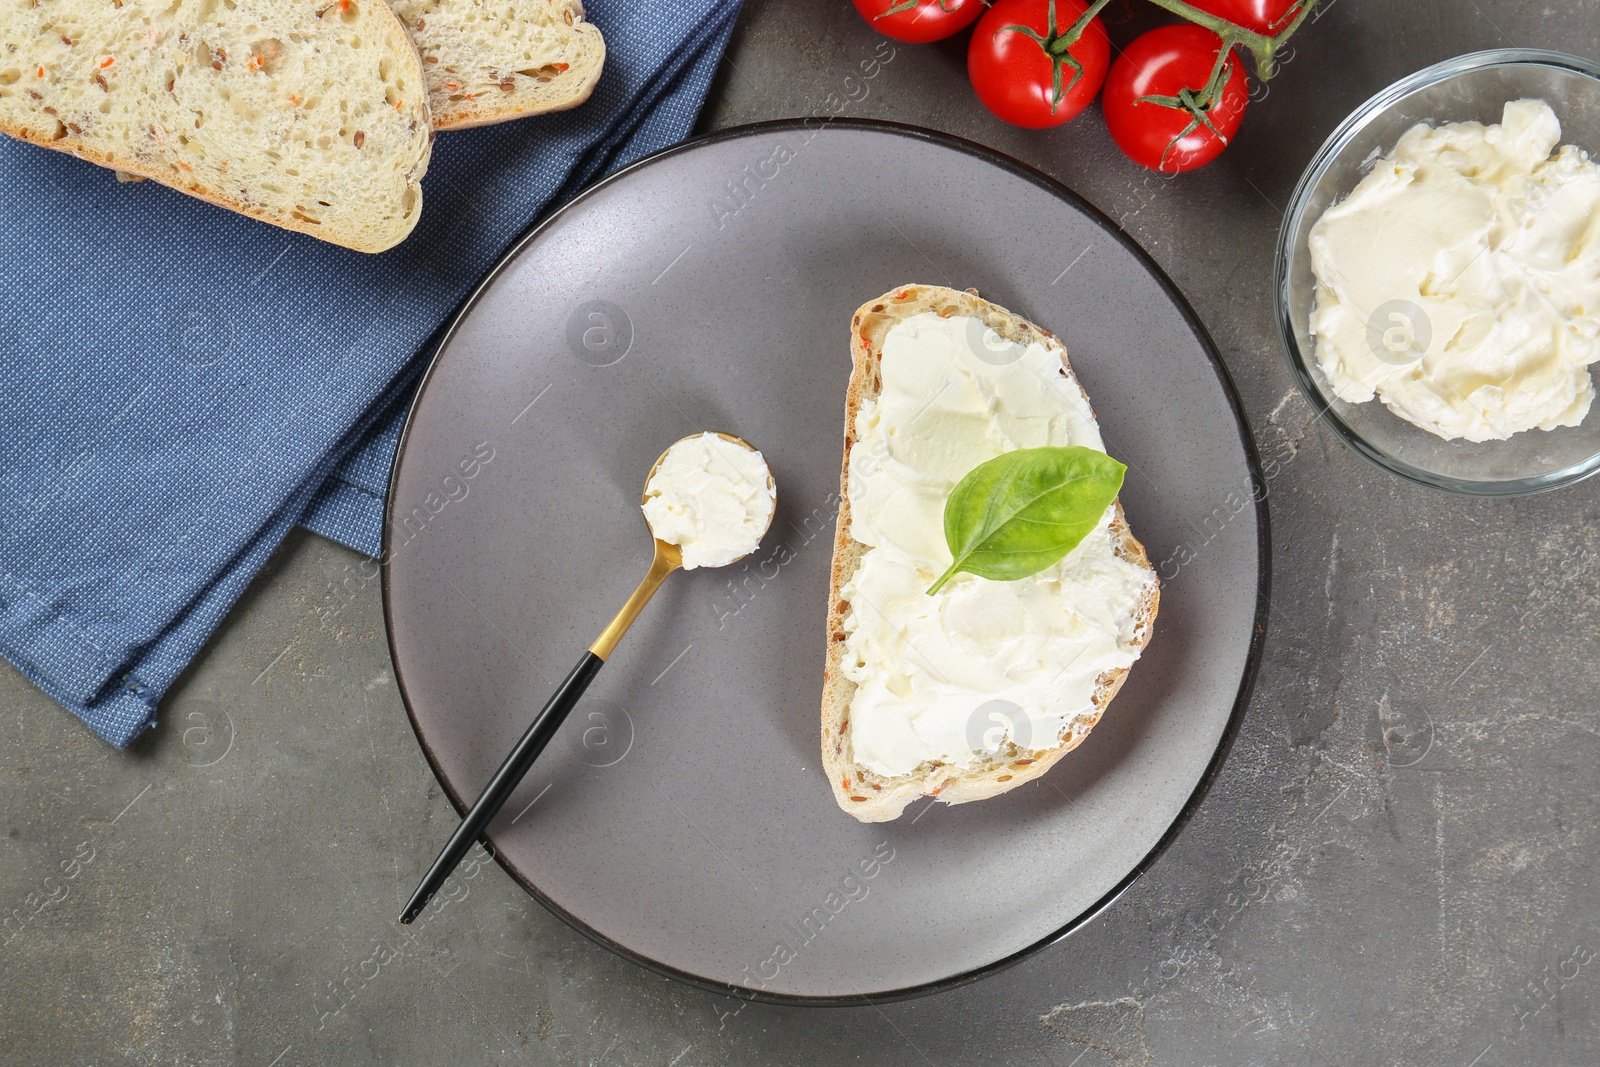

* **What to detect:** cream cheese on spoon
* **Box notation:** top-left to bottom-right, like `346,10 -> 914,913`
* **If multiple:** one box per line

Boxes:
1309,99 -> 1600,441
642,433 -> 775,570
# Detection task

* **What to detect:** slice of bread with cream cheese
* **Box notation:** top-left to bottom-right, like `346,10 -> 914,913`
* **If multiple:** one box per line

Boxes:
822,284 -> 1160,822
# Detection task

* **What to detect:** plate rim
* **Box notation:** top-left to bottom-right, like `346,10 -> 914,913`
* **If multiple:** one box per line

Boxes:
380,116 -> 1272,1006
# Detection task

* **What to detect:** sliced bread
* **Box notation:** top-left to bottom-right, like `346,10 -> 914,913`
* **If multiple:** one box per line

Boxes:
822,284 -> 1161,823
389,0 -> 603,130
0,0 -> 433,252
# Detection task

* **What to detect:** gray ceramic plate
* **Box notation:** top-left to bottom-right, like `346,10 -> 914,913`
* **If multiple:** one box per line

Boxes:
383,120 -> 1268,1003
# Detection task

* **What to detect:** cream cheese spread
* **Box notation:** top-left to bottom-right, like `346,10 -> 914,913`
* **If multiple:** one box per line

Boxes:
1309,98 -> 1600,441
642,433 -> 774,569
840,312 -> 1155,779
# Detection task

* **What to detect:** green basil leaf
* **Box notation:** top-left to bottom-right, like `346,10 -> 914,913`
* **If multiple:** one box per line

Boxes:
926,446 -> 1126,596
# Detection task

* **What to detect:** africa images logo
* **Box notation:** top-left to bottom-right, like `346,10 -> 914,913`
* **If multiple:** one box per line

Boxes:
966,699 -> 1030,756
567,697 -> 633,769
965,315 -> 1023,366
729,841 -> 896,1000
1366,299 -> 1431,367
565,300 -> 633,367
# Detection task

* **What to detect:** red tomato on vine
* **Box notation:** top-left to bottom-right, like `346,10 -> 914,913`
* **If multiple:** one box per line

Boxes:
850,0 -> 985,44
967,0 -> 1111,128
1101,24 -> 1249,173
1186,0 -> 1305,36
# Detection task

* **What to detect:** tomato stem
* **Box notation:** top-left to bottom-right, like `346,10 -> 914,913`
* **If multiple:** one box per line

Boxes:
1139,0 -> 1321,79
1001,0 -> 1114,113
1135,41 -> 1238,172
873,0 -> 963,18
1064,0 -> 1116,41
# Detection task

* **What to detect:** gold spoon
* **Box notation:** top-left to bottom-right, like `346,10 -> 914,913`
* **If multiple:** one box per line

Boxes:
401,432 -> 774,924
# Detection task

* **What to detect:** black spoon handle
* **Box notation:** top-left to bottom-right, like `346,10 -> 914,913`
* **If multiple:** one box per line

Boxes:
399,651 -> 604,925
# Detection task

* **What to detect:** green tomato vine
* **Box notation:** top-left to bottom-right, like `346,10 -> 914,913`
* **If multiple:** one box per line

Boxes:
1142,0 -> 1321,80
1008,0 -> 1320,119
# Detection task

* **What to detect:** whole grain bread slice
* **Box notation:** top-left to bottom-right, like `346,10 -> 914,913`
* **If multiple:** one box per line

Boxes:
390,0 -> 603,130
822,284 -> 1161,823
0,0 -> 432,252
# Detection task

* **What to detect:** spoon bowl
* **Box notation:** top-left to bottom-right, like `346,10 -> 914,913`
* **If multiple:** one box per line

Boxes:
598,432 -> 772,657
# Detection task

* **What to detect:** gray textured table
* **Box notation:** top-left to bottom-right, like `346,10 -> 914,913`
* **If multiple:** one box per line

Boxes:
5,2 -> 1599,1064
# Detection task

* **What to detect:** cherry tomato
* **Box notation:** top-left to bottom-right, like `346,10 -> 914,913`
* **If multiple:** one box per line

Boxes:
1186,0 -> 1304,36
1101,24 -> 1249,173
851,0 -> 984,44
967,0 -> 1111,128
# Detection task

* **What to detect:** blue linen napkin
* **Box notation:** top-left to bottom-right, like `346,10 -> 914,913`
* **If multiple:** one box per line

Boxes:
0,0 -> 741,747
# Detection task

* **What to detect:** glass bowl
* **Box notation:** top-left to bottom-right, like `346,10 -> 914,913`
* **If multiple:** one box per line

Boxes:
1274,49 -> 1600,495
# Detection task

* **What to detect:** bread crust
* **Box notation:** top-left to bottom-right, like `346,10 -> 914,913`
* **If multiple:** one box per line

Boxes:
821,284 -> 1160,823
0,0 -> 432,253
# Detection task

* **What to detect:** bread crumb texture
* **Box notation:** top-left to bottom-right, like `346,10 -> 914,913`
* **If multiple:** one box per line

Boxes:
0,0 -> 432,251
390,0 -> 602,129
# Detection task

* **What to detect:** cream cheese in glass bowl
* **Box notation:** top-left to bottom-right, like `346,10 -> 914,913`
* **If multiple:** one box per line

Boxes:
1275,49 -> 1600,494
